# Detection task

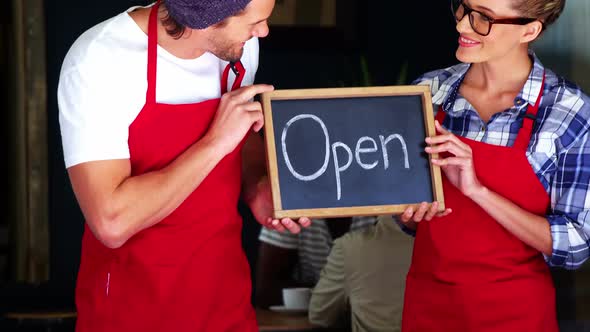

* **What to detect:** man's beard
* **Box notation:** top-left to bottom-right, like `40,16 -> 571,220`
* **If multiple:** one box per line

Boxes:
211,39 -> 244,63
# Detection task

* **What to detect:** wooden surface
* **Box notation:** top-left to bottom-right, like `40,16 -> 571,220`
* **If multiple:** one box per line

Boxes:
4,309 -> 328,330
11,0 -> 50,283
4,311 -> 77,320
256,308 -> 318,331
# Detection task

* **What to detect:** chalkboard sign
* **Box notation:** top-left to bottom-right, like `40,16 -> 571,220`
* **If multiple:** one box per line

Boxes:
262,86 -> 445,219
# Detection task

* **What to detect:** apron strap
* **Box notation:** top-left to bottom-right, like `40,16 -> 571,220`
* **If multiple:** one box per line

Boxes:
145,1 -> 160,105
435,108 -> 446,124
221,60 -> 246,94
512,72 -> 546,151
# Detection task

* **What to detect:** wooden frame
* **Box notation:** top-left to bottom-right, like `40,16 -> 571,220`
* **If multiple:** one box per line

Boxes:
262,86 -> 445,219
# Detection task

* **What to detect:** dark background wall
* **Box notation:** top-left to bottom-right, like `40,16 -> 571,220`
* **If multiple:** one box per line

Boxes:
43,0 -> 457,309
0,0 -> 15,283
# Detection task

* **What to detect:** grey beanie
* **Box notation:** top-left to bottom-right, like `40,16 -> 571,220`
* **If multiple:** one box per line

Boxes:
164,0 -> 252,30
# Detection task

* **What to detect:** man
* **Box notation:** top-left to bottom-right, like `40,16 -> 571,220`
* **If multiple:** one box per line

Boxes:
308,216 -> 413,332
57,0 -> 308,331
255,216 -> 377,308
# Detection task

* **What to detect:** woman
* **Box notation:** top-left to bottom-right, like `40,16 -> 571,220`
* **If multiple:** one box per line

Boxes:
400,0 -> 590,330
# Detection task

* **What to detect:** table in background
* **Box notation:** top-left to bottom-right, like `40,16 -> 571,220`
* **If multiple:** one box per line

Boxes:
2,311 -> 77,332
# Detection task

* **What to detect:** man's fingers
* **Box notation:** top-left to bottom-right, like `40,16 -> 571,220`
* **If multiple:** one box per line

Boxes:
235,84 -> 274,103
240,101 -> 263,112
281,218 -> 301,234
298,217 -> 311,228
236,101 -> 264,131
271,219 -> 287,232
249,110 -> 264,132
268,217 -> 310,233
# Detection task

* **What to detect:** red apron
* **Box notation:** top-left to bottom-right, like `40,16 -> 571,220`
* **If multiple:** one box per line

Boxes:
402,75 -> 558,332
75,4 -> 257,331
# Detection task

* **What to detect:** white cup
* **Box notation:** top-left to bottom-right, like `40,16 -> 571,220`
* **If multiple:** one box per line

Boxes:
282,287 -> 311,310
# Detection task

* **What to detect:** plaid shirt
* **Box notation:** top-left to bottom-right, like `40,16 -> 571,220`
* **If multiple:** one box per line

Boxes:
411,52 -> 590,270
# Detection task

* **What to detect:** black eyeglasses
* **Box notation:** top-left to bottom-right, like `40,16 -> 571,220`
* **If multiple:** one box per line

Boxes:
451,0 -> 539,36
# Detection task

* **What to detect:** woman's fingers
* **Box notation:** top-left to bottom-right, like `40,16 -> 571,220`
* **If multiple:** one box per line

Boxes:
426,134 -> 470,151
425,141 -> 470,157
431,156 -> 471,167
423,202 -> 439,221
434,120 -> 449,134
412,202 -> 430,222
436,208 -> 453,217
401,207 -> 414,223
426,122 -> 470,150
402,203 -> 451,223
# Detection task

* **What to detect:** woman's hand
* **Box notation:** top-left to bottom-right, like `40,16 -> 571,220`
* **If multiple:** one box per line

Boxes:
426,120 -> 485,198
399,201 -> 452,229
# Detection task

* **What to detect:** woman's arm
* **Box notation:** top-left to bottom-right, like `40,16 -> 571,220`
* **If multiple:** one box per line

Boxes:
425,121 -> 590,267
468,186 -> 552,255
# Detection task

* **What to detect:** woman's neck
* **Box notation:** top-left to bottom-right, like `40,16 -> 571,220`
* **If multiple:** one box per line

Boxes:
466,48 -> 533,95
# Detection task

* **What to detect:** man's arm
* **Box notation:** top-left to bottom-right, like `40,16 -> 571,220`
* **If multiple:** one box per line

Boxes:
308,240 -> 348,327
254,242 -> 299,308
241,131 -> 267,205
69,138 -> 224,249
241,131 -> 311,233
68,85 -> 272,249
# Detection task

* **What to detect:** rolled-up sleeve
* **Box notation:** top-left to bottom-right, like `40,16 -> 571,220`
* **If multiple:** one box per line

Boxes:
546,118 -> 590,269
546,214 -> 590,269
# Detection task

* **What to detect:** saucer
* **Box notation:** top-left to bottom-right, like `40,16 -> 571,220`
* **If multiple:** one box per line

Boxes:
268,305 -> 308,314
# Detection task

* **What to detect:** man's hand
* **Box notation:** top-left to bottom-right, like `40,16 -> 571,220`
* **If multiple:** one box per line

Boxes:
248,176 -> 311,233
204,84 -> 274,157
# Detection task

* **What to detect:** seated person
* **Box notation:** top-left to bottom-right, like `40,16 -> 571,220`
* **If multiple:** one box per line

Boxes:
255,216 -> 377,308
308,216 -> 413,332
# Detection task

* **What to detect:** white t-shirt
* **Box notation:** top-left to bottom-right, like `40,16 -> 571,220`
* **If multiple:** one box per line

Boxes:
58,6 -> 259,168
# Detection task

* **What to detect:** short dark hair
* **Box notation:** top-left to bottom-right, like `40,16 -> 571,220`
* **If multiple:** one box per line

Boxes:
159,1 -> 232,39
160,1 -> 187,39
